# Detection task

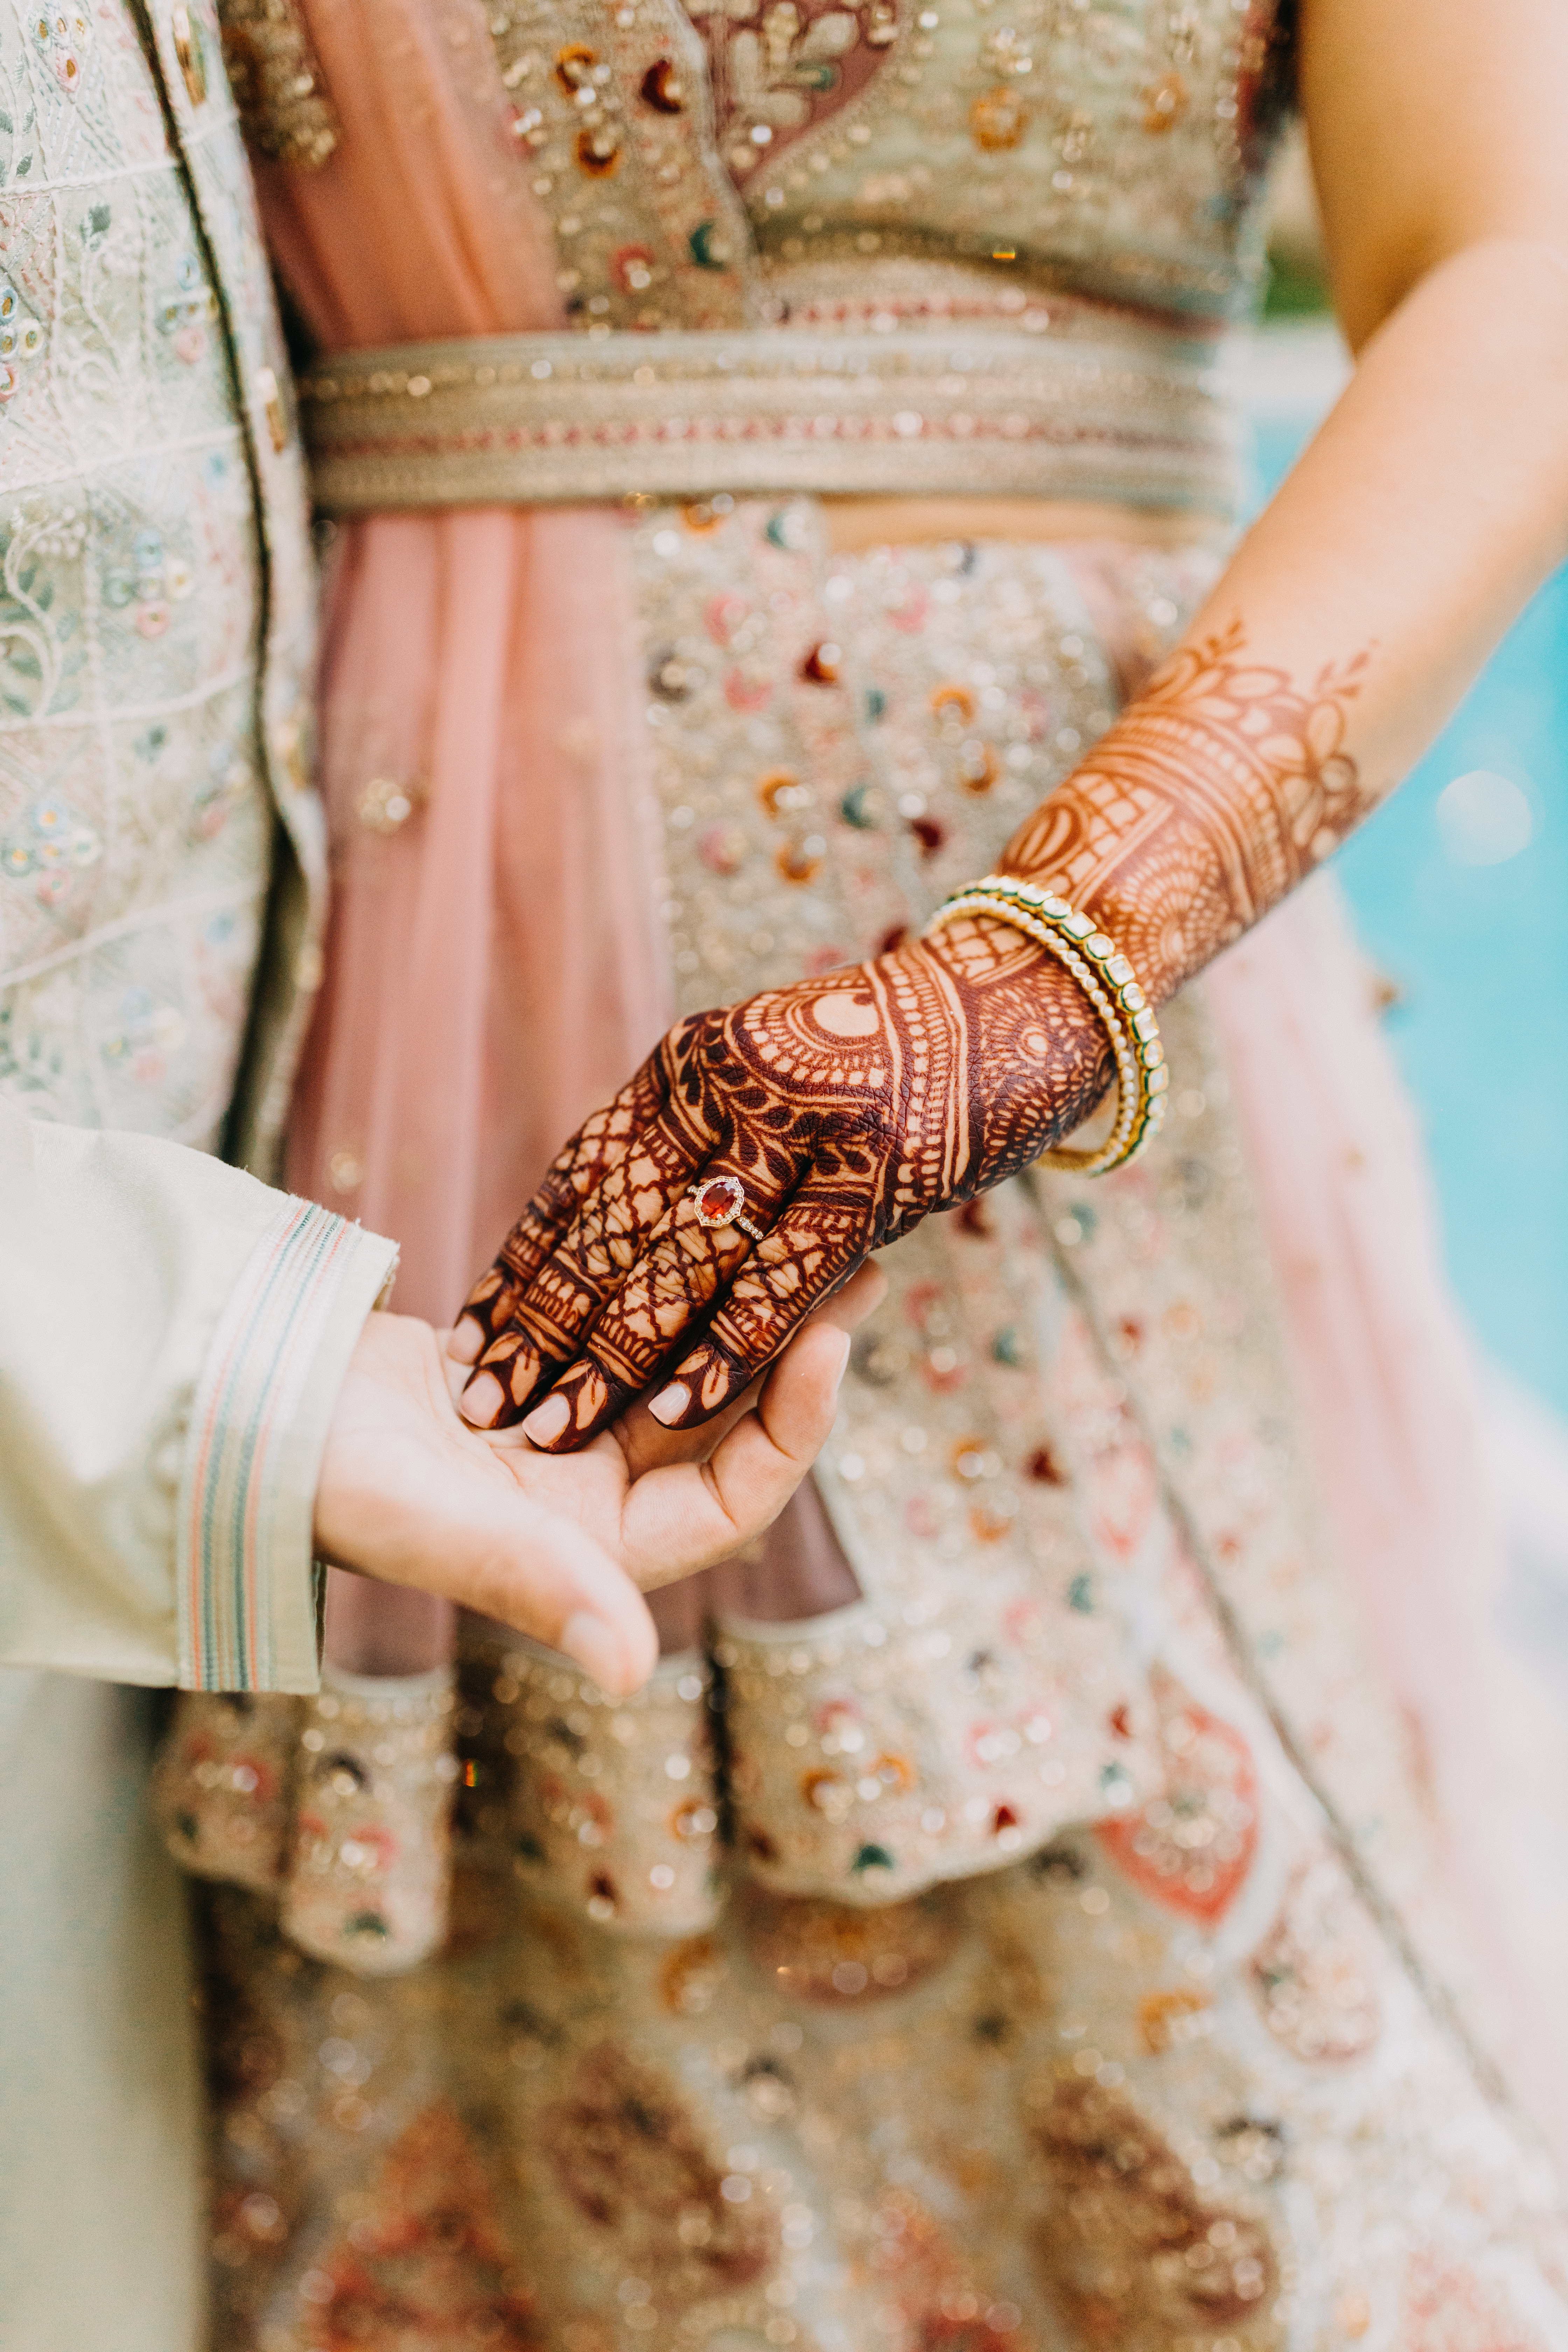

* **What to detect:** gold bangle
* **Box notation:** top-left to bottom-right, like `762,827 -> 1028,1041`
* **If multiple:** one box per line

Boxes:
922,872 -> 1167,1176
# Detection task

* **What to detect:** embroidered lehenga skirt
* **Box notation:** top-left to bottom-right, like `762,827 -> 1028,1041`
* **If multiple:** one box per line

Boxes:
193,511 -> 1568,2351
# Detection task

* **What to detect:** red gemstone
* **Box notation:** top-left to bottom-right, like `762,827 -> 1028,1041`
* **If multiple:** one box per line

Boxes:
697,1177 -> 741,1223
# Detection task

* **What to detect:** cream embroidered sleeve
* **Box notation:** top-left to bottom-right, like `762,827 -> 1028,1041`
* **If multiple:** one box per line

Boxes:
0,1098 -> 398,1694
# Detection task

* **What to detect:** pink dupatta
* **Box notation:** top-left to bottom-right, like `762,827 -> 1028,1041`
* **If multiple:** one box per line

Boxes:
267,0 -> 670,1322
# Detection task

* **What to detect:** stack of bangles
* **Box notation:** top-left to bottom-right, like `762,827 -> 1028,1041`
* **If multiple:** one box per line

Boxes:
922,872 -> 1168,1177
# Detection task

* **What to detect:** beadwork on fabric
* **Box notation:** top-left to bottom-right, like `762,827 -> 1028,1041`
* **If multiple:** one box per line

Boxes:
162,0 -> 1568,2344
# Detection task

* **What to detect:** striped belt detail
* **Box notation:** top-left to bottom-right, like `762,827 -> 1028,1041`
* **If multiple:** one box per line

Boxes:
301,325 -> 1240,518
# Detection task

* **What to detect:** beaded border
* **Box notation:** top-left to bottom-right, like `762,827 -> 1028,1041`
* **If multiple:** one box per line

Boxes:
923,873 -> 1167,1177
299,326 -> 1238,517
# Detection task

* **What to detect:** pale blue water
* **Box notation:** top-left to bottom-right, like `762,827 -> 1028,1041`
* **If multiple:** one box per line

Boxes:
1252,408 -> 1568,1416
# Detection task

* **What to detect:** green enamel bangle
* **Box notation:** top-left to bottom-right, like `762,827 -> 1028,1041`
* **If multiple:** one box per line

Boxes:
923,872 -> 1167,1177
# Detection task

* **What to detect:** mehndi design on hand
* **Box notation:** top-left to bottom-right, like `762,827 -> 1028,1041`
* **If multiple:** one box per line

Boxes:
1003,618 -> 1372,1002
460,619 -> 1373,1453
456,920 -> 1109,1448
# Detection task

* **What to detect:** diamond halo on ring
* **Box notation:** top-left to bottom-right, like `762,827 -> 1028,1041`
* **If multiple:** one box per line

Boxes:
689,1174 -> 765,1243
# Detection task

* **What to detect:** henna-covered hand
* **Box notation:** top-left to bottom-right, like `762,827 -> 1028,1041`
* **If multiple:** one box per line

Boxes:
451,919 -> 1110,1449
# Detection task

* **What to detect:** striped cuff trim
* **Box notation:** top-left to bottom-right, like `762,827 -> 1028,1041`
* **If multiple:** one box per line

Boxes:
178,1198 -> 359,1690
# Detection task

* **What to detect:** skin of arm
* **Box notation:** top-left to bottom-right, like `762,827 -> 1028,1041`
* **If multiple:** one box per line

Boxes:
453,0 -> 1568,1450
1006,0 -> 1568,997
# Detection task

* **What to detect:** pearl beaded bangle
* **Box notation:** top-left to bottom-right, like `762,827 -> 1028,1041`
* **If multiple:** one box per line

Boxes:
923,872 -> 1167,1177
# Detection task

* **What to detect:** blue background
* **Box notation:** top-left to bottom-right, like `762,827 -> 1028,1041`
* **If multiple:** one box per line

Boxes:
1253,408 -> 1568,1416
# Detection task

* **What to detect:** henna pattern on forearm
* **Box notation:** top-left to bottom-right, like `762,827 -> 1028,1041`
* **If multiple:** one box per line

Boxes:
461,621 -> 1372,1452
457,920 -> 1111,1447
1000,618 -> 1373,1003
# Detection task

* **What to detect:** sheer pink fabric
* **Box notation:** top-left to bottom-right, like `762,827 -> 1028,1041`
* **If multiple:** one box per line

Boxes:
270,0 -> 1567,2139
1210,887 -> 1568,2141
270,0 -> 670,1321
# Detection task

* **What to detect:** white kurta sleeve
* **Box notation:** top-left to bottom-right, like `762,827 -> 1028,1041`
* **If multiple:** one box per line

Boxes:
0,1097 -> 399,1693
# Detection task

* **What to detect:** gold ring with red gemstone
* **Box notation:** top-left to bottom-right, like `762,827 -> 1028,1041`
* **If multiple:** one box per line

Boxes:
689,1174 -> 766,1243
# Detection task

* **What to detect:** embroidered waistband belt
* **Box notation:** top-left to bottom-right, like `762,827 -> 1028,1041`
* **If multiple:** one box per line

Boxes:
300,326 -> 1239,518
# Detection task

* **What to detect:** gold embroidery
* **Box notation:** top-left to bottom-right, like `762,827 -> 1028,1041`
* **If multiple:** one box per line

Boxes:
216,0 -> 340,170
254,362 -> 288,453
483,0 -> 756,332
170,2 -> 207,104
301,319 -> 1239,514
687,0 -> 909,183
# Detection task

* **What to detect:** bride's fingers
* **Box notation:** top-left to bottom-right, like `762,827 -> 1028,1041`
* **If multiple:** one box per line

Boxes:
643,1195 -> 869,1430
613,1363 -> 770,1483
449,1056 -> 670,1373
460,1076 -> 719,1432
449,1190 -> 582,1380
611,1257 -> 886,1482
458,1184 -> 681,1428
458,1170 -> 708,1432
512,1163 -> 805,1453
456,1322 -> 544,1425
620,1316 -> 854,1592
451,1115 -> 609,1341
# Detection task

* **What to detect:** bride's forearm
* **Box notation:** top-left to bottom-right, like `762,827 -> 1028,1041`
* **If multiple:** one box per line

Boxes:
1000,238 -> 1568,1004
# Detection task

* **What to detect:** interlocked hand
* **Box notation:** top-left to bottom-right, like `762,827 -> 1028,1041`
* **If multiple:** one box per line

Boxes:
314,1267 -> 884,1697
451,918 -> 1109,1451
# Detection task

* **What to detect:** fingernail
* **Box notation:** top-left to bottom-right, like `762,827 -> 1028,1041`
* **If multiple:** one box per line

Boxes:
649,1381 -> 690,1426
459,1370 -> 505,1427
522,1392 -> 571,1445
832,1331 -> 852,1391
559,1612 -> 623,1691
447,1317 -> 484,1365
